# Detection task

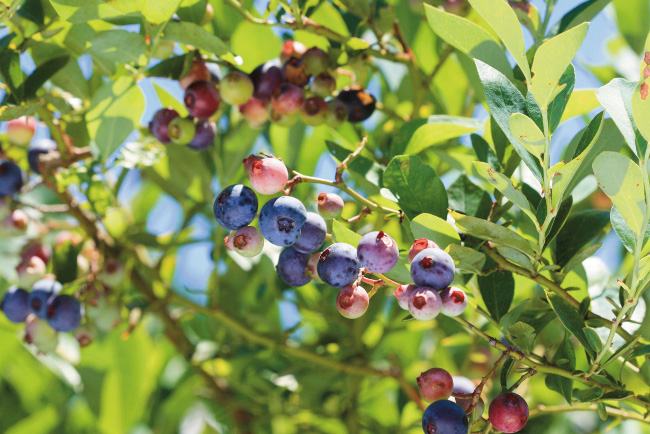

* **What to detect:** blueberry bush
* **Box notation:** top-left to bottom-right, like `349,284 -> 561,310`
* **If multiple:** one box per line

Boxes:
2,0 -> 650,433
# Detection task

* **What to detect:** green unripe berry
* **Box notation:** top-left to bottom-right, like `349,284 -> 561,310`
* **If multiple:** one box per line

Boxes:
220,71 -> 254,106
168,117 -> 196,145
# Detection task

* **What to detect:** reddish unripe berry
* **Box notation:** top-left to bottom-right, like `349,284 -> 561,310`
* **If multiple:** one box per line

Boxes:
281,40 -> 307,63
184,81 -> 220,119
409,287 -> 442,321
7,116 -> 36,146
179,59 -> 211,89
247,156 -> 289,195
440,286 -> 467,317
306,253 -> 323,283
317,192 -> 344,218
54,231 -> 83,247
302,47 -> 329,76
327,98 -> 348,127
168,117 -> 196,145
271,83 -> 304,115
7,209 -> 28,231
21,242 -> 52,265
188,120 -> 216,151
408,238 -> 440,262
269,108 -> 299,127
393,284 -> 416,310
240,97 -> 269,127
74,324 -> 97,348
17,255 -> 47,287
488,393 -> 529,433
149,108 -> 180,143
231,226 -> 264,257
283,56 -> 311,87
98,259 -> 125,287
310,73 -> 335,98
336,284 -> 369,319
417,368 -> 454,402
337,87 -> 376,123
250,63 -> 285,103
357,231 -> 399,274
220,70 -> 254,106
300,96 -> 330,126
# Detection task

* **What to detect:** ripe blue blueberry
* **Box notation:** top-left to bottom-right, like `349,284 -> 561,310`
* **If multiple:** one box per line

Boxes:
421,399 -> 469,434
259,196 -> 307,246
28,138 -> 57,174
411,248 -> 455,290
316,243 -> 360,288
213,184 -> 258,231
293,212 -> 327,253
46,294 -> 83,332
0,159 -> 24,197
188,120 -> 216,151
276,247 -> 311,287
1,286 -> 30,323
28,279 -> 62,319
357,231 -> 399,274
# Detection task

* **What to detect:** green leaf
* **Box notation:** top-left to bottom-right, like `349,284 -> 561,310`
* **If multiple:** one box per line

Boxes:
508,112 -> 545,159
552,0 -> 610,34
593,152 -> 646,235
477,269 -> 514,322
547,65 -> 576,132
52,239 -> 82,285
545,291 -> 596,359
496,246 -> 535,271
447,174 -> 492,219
153,83 -> 187,116
554,210 -> 609,267
584,328 -> 603,353
631,33 -> 650,145
500,357 -> 516,389
573,386 -> 603,402
545,334 -> 576,403
475,60 -> 543,182
391,119 -> 426,157
450,210 -> 538,258
508,322 -> 536,353
468,0 -> 531,82
561,89 -> 601,123
529,23 -> 588,109
383,155 -> 448,220
88,30 -> 146,70
610,206 -> 650,253
424,4 -> 513,79
86,76 -> 145,162
48,0 -> 137,23
613,0 -> 650,53
596,78 -> 647,155
403,115 -> 484,155
473,161 -> 538,225
161,21 -> 232,59
562,243 -> 602,274
410,213 -> 461,249
471,133 -> 501,171
447,244 -> 486,275
331,219 -> 362,246
500,300 -> 529,332
544,196 -> 573,250
142,0 -> 182,24
231,19 -> 282,73
597,402 -> 607,420
0,102 -> 43,121
600,390 -> 635,401
383,255 -> 412,284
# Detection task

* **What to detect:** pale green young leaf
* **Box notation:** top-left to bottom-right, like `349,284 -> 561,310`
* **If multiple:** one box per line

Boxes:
410,213 -> 461,249
447,244 -> 486,275
404,115 -> 484,155
508,113 -> 545,159
631,32 -> 650,147
152,83 -> 187,116
142,0 -> 182,24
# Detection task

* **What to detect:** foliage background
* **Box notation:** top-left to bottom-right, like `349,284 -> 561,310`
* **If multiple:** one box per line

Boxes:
1,0 -> 650,433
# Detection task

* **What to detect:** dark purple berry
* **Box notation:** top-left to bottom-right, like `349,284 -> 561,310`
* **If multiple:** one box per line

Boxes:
188,120 -> 216,151
316,243 -> 360,288
357,231 -> 399,274
213,184 -> 258,231
259,196 -> 308,246
276,247 -> 310,287
421,400 -> 469,434
149,108 -> 180,144
250,62 -> 285,103
1,286 -> 29,323
488,393 -> 529,433
410,248 -> 455,290
46,294 -> 83,332
337,87 -> 376,123
184,81 -> 220,119
293,212 -> 327,253
28,138 -> 57,174
0,159 -> 24,197
271,83 -> 304,115
28,279 -> 62,319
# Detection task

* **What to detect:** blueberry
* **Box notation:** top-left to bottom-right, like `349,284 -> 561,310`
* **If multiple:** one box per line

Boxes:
488,393 -> 529,433
46,294 -> 83,332
293,212 -> 327,253
276,247 -> 310,287
417,367 -> 453,402
316,243 -> 360,288
336,87 -> 376,123
1,286 -> 29,323
213,185 -> 258,231
422,400 -> 469,434
451,376 -> 476,411
259,196 -> 307,246
317,192 -> 344,218
27,138 -> 57,173
336,284 -> 369,318
28,279 -> 62,319
410,248 -> 455,290
440,286 -> 467,317
393,284 -> 416,310
188,120 -> 216,151
184,81 -> 220,119
409,286 -> 442,321
357,231 -> 399,274
250,62 -> 284,103
0,159 -> 24,197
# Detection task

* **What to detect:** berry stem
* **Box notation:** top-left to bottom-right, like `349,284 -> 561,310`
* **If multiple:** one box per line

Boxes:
507,369 -> 537,392
529,403 -> 650,423
465,351 -> 509,415
335,135 -> 367,184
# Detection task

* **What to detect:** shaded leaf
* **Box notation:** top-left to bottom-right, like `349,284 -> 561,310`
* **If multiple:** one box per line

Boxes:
477,268 -> 514,322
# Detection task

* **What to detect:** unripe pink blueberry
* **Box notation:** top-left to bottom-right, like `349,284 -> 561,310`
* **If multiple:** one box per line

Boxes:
55,231 -> 83,247
21,242 -> 52,265
244,155 -> 289,195
4,209 -> 28,233
357,231 -> 399,274
98,259 -> 125,287
74,324 -> 97,348
440,286 -> 467,317
306,253 -> 322,283
336,284 -> 369,319
408,238 -> 440,262
17,255 -> 47,287
409,287 -> 442,321
393,284 -> 416,310
240,97 -> 269,127
24,315 -> 59,353
281,40 -> 307,63
179,59 -> 212,90
220,70 -> 254,106
7,116 -> 36,146
231,226 -> 264,257
417,368 -> 454,402
317,192 -> 344,218
488,393 -> 529,433
271,83 -> 304,115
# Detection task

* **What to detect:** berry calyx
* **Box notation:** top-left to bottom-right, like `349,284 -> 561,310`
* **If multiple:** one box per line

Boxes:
259,196 -> 307,246
231,226 -> 264,257
220,70 -> 255,106
411,248 -> 455,290
417,368 -> 454,402
168,117 -> 196,145
336,284 -> 369,319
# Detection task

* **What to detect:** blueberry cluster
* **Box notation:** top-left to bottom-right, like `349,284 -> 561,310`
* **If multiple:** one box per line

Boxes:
416,367 -> 529,434
149,41 -> 377,146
